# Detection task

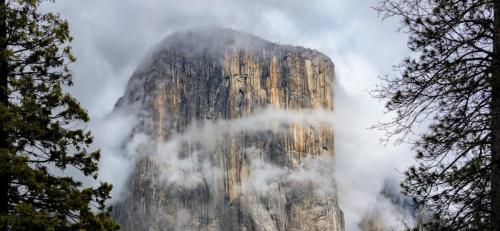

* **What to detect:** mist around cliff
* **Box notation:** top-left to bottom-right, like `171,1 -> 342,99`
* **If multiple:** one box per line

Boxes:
333,56 -> 417,230
45,0 -> 416,229
79,35 -> 418,230
117,107 -> 339,193
86,110 -> 145,204
88,88 -> 416,230
154,107 -> 337,194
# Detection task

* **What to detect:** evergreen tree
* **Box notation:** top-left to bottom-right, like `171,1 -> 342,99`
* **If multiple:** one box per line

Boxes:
374,0 -> 500,230
0,0 -> 119,230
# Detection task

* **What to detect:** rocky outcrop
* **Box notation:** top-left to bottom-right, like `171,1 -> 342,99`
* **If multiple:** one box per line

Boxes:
112,28 -> 344,231
358,180 -> 426,231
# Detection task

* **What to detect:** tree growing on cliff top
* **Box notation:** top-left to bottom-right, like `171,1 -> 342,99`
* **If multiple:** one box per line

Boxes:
374,0 -> 500,230
0,0 -> 119,230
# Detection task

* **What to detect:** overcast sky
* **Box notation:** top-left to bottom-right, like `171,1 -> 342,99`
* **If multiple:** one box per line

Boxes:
43,0 -> 409,118
44,0 -> 415,230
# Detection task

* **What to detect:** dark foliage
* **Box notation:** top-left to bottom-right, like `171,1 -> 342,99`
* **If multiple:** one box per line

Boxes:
0,0 -> 119,230
374,0 -> 500,230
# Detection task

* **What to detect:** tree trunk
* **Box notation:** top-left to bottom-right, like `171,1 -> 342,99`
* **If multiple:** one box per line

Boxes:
0,0 -> 8,225
491,0 -> 500,230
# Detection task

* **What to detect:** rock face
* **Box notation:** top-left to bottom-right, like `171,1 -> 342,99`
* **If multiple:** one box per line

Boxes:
358,180 -> 426,231
112,28 -> 344,231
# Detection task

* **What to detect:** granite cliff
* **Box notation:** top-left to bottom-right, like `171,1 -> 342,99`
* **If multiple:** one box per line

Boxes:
112,28 -> 344,231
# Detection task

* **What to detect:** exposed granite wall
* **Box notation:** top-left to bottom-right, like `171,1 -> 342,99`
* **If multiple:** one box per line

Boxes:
112,29 -> 344,231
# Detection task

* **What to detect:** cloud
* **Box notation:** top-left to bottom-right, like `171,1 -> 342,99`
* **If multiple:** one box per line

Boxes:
333,67 -> 415,230
87,109 -> 145,204
150,107 -> 338,193
42,0 -> 415,230
43,0 -> 408,118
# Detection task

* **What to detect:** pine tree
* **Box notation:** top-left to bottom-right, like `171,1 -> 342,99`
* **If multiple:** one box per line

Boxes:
374,0 -> 500,230
0,0 -> 119,230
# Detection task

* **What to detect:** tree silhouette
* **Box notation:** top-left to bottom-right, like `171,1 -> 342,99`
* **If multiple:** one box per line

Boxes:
0,0 -> 119,230
374,0 -> 500,230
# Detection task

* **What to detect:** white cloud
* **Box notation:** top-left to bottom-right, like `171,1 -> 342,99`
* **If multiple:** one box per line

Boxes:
43,0 -> 415,230
88,110 -> 144,204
